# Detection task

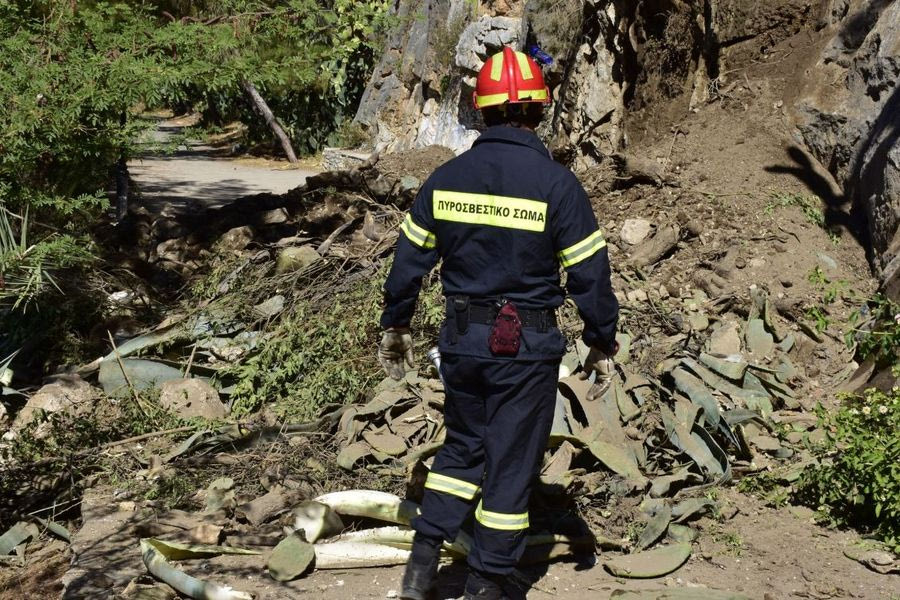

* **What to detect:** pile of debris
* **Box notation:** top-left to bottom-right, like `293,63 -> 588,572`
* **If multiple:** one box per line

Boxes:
1,142 -> 893,598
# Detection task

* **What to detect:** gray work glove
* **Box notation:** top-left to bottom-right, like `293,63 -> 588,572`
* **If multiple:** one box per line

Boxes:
378,327 -> 414,380
578,345 -> 617,401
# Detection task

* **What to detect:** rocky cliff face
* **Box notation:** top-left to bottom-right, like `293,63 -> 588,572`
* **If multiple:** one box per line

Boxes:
354,0 -> 898,296
795,0 -> 899,297
353,0 -> 627,168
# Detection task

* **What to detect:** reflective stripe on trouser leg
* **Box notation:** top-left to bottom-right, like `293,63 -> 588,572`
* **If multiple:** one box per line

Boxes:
467,358 -> 559,575
424,471 -> 480,501
475,500 -> 528,531
412,358 -> 486,543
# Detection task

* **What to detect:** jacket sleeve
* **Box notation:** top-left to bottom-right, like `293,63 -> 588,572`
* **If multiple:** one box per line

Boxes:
551,176 -> 619,353
379,185 -> 440,329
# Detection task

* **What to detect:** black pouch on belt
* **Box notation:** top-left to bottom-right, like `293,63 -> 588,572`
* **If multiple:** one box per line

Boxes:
488,300 -> 522,356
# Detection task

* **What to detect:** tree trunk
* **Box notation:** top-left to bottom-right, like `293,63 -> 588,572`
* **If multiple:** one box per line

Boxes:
115,111 -> 129,222
115,155 -> 129,222
241,80 -> 298,163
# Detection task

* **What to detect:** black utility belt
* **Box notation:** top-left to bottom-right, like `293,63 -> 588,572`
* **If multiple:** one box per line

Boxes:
447,297 -> 557,331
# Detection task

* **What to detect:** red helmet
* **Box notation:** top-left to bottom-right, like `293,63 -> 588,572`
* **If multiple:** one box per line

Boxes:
473,46 -> 550,110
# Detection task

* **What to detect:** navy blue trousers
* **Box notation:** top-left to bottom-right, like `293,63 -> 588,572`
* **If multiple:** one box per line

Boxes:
412,354 -> 559,574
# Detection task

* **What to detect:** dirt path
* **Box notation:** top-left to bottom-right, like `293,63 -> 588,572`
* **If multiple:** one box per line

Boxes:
128,119 -> 319,213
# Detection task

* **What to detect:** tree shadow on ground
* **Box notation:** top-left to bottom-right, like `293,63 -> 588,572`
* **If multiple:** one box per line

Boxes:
764,145 -> 870,257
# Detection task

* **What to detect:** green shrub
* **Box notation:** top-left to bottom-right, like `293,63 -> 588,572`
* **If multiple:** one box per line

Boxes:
794,387 -> 900,550
846,294 -> 900,369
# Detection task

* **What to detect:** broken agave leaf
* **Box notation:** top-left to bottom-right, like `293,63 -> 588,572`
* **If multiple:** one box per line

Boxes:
268,532 -> 316,581
337,441 -> 371,471
745,319 -> 775,357
754,370 -> 797,403
355,390 -> 407,417
614,380 -> 642,421
774,356 -> 800,383
32,516 -> 70,542
313,540 -> 411,569
140,538 -> 253,600
551,392 -> 573,436
666,524 -> 698,544
0,522 -> 38,555
362,429 -> 408,456
578,425 -> 648,488
636,503 -> 672,551
541,441 -> 576,483
649,466 -> 700,498
163,430 -> 209,464
843,543 -> 900,575
615,332 -> 632,363
680,358 -> 747,401
98,358 -> 213,396
672,368 -> 721,427
763,298 -> 787,342
610,588 -> 751,599
672,498 -> 715,522
603,543 -> 692,578
313,490 -> 421,526
101,323 -> 186,363
204,477 -> 235,514
659,405 -> 724,480
699,353 -> 748,381
292,501 -> 345,543
777,333 -> 796,353
144,539 -> 259,561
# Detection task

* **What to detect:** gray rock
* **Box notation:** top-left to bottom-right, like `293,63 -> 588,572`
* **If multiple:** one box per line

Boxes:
621,219 -> 653,245
709,320 -> 742,355
276,245 -> 322,274
216,225 -> 254,254
155,238 -> 187,264
399,175 -> 421,193
688,312 -> 710,332
11,375 -> 97,433
255,207 -> 289,226
816,251 -> 839,271
455,16 -> 526,73
253,295 -> 285,320
321,148 -> 373,172
158,378 -> 226,420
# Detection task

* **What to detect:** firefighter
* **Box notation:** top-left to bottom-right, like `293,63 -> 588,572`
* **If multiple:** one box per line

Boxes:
377,46 -> 619,600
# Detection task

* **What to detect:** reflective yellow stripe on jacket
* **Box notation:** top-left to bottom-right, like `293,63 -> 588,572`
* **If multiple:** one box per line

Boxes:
433,190 -> 547,232
475,500 -> 529,531
424,472 -> 480,501
558,229 -> 606,268
400,213 -> 436,249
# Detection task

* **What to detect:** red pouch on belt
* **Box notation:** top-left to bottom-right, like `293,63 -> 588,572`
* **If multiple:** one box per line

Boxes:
488,301 -> 522,356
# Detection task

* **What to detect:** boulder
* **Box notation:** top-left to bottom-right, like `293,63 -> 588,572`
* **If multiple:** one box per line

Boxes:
11,375 -> 97,431
621,219 -> 653,245
455,16 -> 527,74
275,245 -> 322,274
158,379 -> 226,420
215,225 -> 255,254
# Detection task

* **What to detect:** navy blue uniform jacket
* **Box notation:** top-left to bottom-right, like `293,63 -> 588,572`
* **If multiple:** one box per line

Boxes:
380,125 -> 618,361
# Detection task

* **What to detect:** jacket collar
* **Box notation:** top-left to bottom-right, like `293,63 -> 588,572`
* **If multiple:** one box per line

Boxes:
473,125 -> 550,157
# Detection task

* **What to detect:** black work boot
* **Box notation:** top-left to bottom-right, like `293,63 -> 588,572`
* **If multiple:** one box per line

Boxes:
463,569 -> 508,600
400,534 -> 442,600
